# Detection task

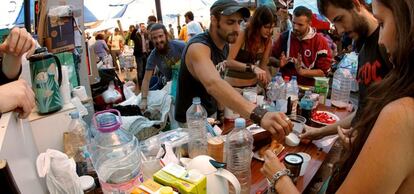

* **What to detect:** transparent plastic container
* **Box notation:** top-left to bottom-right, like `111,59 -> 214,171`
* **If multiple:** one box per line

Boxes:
275,77 -> 288,113
90,109 -> 142,194
331,68 -> 352,108
66,111 -> 88,163
186,97 -> 208,158
300,90 -> 314,125
225,118 -> 253,194
287,76 -> 299,115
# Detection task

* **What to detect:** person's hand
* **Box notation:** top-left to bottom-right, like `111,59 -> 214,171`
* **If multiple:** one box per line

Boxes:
299,125 -> 326,140
261,112 -> 293,140
0,27 -> 36,58
0,79 -> 35,119
139,98 -> 148,111
337,126 -> 357,151
279,52 -> 288,68
294,54 -> 304,76
261,150 -> 285,180
253,66 -> 269,85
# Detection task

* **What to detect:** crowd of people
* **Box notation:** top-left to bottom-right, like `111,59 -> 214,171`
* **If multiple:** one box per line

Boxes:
1,0 -> 413,193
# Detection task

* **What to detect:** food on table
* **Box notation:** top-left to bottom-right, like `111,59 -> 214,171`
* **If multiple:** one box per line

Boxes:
312,111 -> 337,124
258,139 -> 284,158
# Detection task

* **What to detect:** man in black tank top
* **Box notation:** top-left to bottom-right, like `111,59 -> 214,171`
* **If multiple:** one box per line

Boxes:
175,0 -> 293,137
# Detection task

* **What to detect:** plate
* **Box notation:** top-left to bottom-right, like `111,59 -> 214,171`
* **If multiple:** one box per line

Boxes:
253,146 -> 285,162
311,111 -> 340,125
331,100 -> 349,108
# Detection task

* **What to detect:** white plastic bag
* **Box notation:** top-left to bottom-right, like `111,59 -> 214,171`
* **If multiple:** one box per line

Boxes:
102,81 -> 122,103
123,81 -> 136,100
36,149 -> 83,194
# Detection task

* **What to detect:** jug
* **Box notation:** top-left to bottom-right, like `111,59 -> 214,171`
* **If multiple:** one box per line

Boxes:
181,155 -> 241,194
29,47 -> 63,114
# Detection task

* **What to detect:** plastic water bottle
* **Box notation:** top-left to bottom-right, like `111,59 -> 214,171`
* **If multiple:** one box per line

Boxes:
186,97 -> 208,158
90,109 -> 142,194
266,77 -> 277,101
287,76 -> 299,115
226,118 -> 253,194
275,76 -> 289,113
300,90 -> 314,125
331,68 -> 352,108
67,111 -> 89,163
275,72 -> 284,85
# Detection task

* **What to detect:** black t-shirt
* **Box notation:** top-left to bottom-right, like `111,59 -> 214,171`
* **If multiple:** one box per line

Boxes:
175,31 -> 229,122
351,27 -> 391,125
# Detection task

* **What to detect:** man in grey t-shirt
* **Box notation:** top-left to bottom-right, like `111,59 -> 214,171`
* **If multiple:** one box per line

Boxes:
139,23 -> 186,110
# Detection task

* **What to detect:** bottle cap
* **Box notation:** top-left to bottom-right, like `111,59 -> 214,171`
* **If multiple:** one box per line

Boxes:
276,72 -> 282,76
284,76 -> 290,81
305,90 -> 312,95
234,118 -> 246,128
192,97 -> 201,104
292,76 -> 297,80
69,111 -> 80,119
96,113 -> 120,133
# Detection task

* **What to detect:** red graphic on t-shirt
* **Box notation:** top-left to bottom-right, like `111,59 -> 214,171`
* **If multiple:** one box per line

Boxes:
357,60 -> 383,85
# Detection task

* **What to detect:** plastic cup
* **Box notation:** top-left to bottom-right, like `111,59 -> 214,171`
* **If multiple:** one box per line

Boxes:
288,115 -> 306,134
298,152 -> 311,176
243,91 -> 257,104
256,95 -> 265,106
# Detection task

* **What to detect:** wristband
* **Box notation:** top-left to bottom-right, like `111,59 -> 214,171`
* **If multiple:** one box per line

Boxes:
249,106 -> 268,125
268,168 -> 291,193
245,63 -> 253,72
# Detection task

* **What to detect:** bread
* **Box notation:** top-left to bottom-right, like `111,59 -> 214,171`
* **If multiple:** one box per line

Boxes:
258,140 -> 284,158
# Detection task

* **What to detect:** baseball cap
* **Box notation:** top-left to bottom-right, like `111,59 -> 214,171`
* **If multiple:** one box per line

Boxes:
210,0 -> 251,18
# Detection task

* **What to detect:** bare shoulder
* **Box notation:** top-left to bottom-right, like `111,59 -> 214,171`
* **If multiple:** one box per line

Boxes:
186,43 -> 211,57
381,97 -> 414,118
379,97 -> 414,131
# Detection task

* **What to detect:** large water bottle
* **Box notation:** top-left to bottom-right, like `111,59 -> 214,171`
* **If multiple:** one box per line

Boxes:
331,68 -> 352,108
300,90 -> 314,125
186,97 -> 208,158
226,118 -> 253,194
90,109 -> 142,194
287,76 -> 299,115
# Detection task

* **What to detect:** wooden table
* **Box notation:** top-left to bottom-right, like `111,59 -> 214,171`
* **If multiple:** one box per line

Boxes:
221,104 -> 350,194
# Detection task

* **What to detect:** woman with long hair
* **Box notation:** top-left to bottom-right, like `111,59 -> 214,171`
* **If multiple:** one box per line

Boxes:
224,6 -> 275,88
261,0 -> 414,193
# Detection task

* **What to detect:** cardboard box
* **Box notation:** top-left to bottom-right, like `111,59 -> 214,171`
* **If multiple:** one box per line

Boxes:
153,163 -> 206,194
45,16 -> 75,53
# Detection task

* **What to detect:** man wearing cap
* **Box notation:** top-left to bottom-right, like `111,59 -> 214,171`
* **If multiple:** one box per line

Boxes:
175,0 -> 292,137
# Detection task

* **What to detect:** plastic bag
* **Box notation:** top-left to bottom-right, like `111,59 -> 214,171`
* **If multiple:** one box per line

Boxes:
36,149 -> 83,194
102,81 -> 122,103
123,81 -> 136,100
